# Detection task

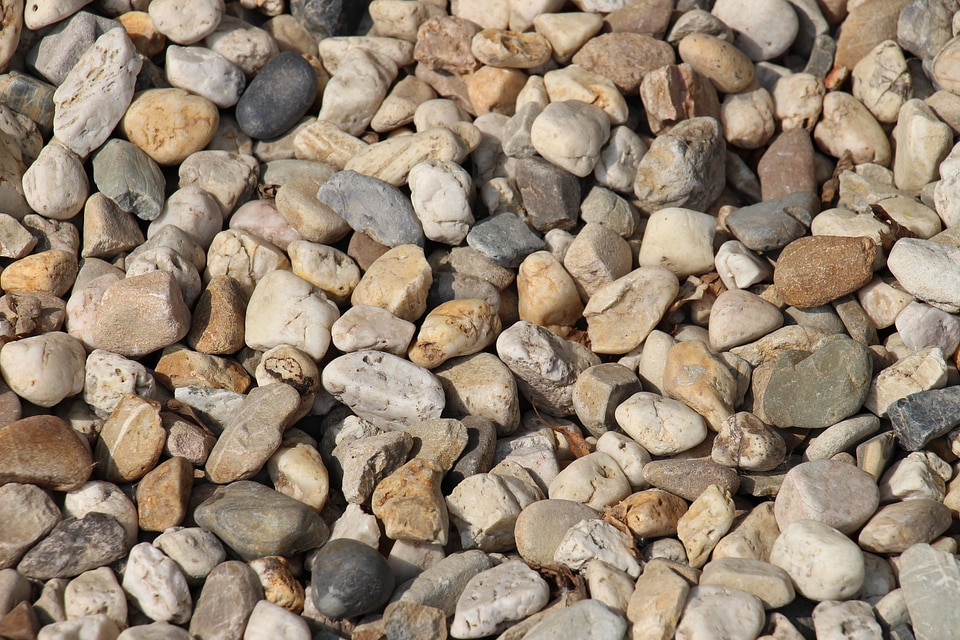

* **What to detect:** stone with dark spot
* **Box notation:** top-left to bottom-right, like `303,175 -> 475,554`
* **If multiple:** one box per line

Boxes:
236,52 -> 317,140
310,538 -> 395,618
888,386 -> 960,451
443,415 -> 498,493
16,512 -> 128,580
515,156 -> 581,233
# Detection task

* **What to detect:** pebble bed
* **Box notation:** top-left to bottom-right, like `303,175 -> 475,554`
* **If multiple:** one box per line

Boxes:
4,0 -> 960,638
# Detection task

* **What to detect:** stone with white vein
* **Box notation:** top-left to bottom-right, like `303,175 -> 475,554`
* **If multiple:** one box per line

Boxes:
53,28 -> 141,158
122,543 -> 192,624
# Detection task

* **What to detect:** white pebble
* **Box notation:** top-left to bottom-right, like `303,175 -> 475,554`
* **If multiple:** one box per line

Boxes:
0,332 -> 85,407
450,560 -> 550,639
554,518 -> 641,579
122,543 -> 192,624
243,600 -> 311,640
615,392 -> 708,456
408,160 -> 474,245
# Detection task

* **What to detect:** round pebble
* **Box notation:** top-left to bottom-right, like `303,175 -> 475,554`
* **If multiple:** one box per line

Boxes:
310,538 -> 395,619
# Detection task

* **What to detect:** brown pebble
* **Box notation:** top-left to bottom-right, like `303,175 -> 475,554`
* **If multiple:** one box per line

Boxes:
607,489 -> 689,540
757,128 -> 817,202
640,63 -> 720,135
154,344 -> 252,393
572,32 -> 675,94
136,456 -> 194,532
414,15 -> 482,75
774,235 -> 877,308
603,0 -> 673,38
95,395 -> 165,484
834,0 -> 912,70
0,415 -> 92,491
466,66 -> 526,116
187,275 -> 249,355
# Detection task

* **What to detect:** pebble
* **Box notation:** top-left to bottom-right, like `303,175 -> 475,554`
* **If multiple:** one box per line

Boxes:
311,538 -> 395,618
122,543 -> 191,624
554,518 -> 641,579
548,451 -> 631,511
573,32 -> 675,94
189,561 -> 263,639
852,40 -> 911,124
193,480 -> 329,560
712,411 -> 786,471
152,528 -> 225,585
447,472 -> 539,551
53,28 -> 141,158
675,585 -> 766,640
638,207 -> 715,278
662,339 -> 740,432
677,484 -> 735,568
17,512 -> 128,580
677,33 -> 755,94
372,457 -> 449,545
774,235 -> 877,308
333,430 -> 413,505
0,415 -> 92,491
642,459 -> 741,502
244,600 -> 311,640
627,563 -> 690,640
775,459 -> 880,534
858,498 -> 952,554
399,549 -> 495,616
571,363 -> 641,437
888,385 -> 960,451
709,289 -> 784,351
712,0 -> 799,61
761,334 -> 874,430
164,45 -> 246,109
814,91 -> 892,166
522,598 -> 627,640
450,560 -> 549,638
408,298 -> 501,369
615,391 -> 707,456
769,520 -> 865,601
584,267 -> 679,354
633,116 -> 726,213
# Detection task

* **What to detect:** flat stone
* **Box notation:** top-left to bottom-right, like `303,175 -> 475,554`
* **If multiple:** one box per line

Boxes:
204,383 -> 301,484
0,416 -> 92,492
804,414 -> 881,460
701,557 -> 795,609
725,192 -> 815,252
762,334 -> 874,430
53,28 -> 140,157
189,561 -> 263,639
584,267 -> 679,354
775,459 -> 880,534
888,385 -> 960,451
193,481 -> 329,560
642,459 -> 741,502
899,543 -> 960,640
522,598 -> 627,640
858,498 -> 952,554
17,512 -> 128,580
322,350 -> 444,428
399,549 -> 496,616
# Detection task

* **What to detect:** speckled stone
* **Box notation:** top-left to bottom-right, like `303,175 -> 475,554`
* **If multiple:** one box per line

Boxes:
774,235 -> 877,308
642,459 -> 741,502
236,52 -> 318,140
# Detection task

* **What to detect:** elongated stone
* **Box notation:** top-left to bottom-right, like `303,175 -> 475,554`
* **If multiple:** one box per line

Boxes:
53,28 -> 141,158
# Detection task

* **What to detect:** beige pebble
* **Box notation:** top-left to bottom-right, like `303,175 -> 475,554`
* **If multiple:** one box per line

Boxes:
351,244 -> 433,322
813,91 -> 891,166
533,12 -> 603,64
471,29 -> 552,68
121,88 -> 219,165
408,298 -> 501,369
95,395 -> 165,483
678,33 -> 755,94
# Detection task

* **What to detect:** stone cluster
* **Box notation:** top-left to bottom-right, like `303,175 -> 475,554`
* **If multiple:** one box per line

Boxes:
2,0 -> 960,639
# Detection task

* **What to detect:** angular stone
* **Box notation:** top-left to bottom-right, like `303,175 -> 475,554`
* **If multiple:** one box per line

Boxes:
712,412 -> 786,472
888,385 -> 960,451
0,483 -> 60,570
662,339 -> 740,432
450,560 -> 549,638
372,458 -> 448,545
899,543 -> 960,640
0,416 -> 92,492
762,334 -> 873,430
677,484 -> 735,568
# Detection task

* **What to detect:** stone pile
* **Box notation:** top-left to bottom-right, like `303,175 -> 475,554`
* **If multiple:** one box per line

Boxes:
3,0 -> 960,638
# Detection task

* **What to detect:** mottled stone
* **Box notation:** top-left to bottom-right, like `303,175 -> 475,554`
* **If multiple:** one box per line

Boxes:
774,236 -> 877,308
17,512 -> 128,580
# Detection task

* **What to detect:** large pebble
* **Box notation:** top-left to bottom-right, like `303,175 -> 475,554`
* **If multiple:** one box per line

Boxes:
887,238 -> 960,313
22,142 -> 88,220
450,560 -> 549,638
554,518 -> 641,578
675,585 -> 766,640
633,116 -> 726,213
677,484 -> 735,568
700,558 -> 795,610
548,451 -> 631,511
615,392 -> 707,456
711,0 -> 799,60
236,51 -> 317,140
857,498 -> 952,554
17,512 -> 128,580
530,100 -> 610,177
0,332 -> 85,408
148,0 -> 223,44
775,459 -> 880,534
522,598 -> 627,640
638,208 -> 715,278
165,45 -> 246,108
496,320 -> 600,416
122,543 -> 191,624
0,483 -> 60,570
514,499 -> 599,568
189,562 -> 263,639
774,235 -> 877,308
408,298 -> 501,369
813,91 -> 891,165
194,481 -> 329,560
662,339 -> 740,432
92,138 -> 166,221
770,520 -> 864,601
318,48 -> 397,136
322,350 -> 445,428
677,33 -> 755,93
121,88 -> 218,166
583,267 -> 679,354
709,290 -> 784,351
372,458 -> 449,545
761,334 -> 873,430
244,269 -> 338,361
446,472 -> 539,551
0,416 -> 92,491
53,28 -> 141,158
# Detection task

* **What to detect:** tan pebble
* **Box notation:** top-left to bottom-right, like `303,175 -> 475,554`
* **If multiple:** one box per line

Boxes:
352,244 -> 433,322
0,250 -> 78,297
662,340 -> 739,432
91,271 -> 192,359
678,33 -> 755,94
466,66 -> 527,116
408,298 -> 501,369
677,484 -> 735,568
834,0 -> 911,70
293,119 -> 368,170
470,29 -> 552,69
533,12 -> 604,64
121,88 -> 219,166
414,15 -> 482,75
136,456 -> 193,532
117,11 -> 167,58
639,63 -> 720,135
720,86 -> 775,150
607,489 -> 688,540
372,458 -> 449,545
154,344 -> 252,393
275,176 -> 352,245
187,275 -> 248,355
813,91 -> 891,166
250,556 -> 306,613
571,32 -> 675,94
95,394 -> 165,483
713,501 -> 780,563
517,251 -> 584,335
